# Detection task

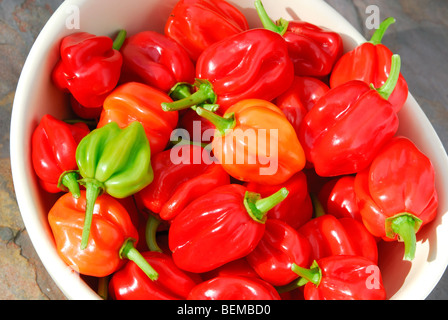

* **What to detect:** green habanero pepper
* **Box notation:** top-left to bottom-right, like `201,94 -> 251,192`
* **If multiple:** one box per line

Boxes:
76,121 -> 154,249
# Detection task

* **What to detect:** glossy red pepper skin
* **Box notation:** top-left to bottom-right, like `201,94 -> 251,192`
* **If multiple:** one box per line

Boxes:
51,32 -> 122,108
246,219 -> 312,286
31,114 -> 90,194
254,0 -> 342,77
201,258 -> 259,281
178,109 -> 216,145
120,31 -> 195,93
296,255 -> 387,300
109,251 -> 201,300
283,21 -> 343,77
318,176 -> 362,222
274,76 -> 329,137
354,136 -> 438,261
70,96 -> 102,120
196,29 -> 294,113
169,184 -> 288,273
298,80 -> 398,177
187,275 -> 281,300
298,214 -> 378,264
135,144 -> 230,221
165,0 -> 249,62
330,18 -> 408,113
97,82 -> 179,155
245,172 -> 313,229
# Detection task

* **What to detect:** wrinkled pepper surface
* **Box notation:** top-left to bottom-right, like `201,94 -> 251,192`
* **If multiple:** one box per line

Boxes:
255,0 -> 343,77
354,136 -> 438,261
194,99 -> 306,185
330,17 -> 408,113
51,31 -> 124,108
76,121 -> 153,249
187,275 -> 281,300
246,219 -> 312,286
299,55 -> 401,177
292,255 -> 387,300
165,0 -> 249,62
318,176 -> 362,222
136,144 -> 230,221
109,251 -> 201,300
245,172 -> 313,229
274,76 -> 330,137
48,191 -> 158,280
31,114 -> 90,197
98,82 -> 179,155
169,184 -> 289,273
120,30 -> 195,92
298,214 -> 378,264
163,28 -> 294,113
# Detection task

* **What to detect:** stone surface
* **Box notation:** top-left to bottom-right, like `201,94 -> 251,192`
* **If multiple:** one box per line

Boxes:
1,0 -> 447,300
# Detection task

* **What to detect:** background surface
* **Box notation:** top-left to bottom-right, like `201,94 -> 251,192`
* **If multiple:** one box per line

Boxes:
1,0 -> 447,299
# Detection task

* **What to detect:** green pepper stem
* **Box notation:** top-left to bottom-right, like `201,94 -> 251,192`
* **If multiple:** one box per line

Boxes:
244,188 -> 289,223
162,80 -> 217,112
59,171 -> 81,198
291,261 -> 322,286
390,215 -> 418,261
112,29 -> 127,51
311,193 -> 326,218
254,0 -> 289,35
145,215 -> 163,253
369,17 -> 396,45
119,238 -> 159,281
275,277 -> 308,294
169,83 -> 193,101
195,107 -> 236,136
371,54 -> 401,100
97,276 -> 109,300
79,179 -> 104,250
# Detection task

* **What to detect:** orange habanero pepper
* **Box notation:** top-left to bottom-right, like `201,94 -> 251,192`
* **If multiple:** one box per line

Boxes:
195,99 -> 306,185
97,82 -> 179,155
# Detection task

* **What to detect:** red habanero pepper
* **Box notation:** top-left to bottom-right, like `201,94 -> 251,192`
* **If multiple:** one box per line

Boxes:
135,144 -> 230,221
70,96 -> 103,120
109,251 -> 202,300
330,17 -> 408,113
255,0 -> 343,77
51,30 -> 125,108
187,275 -> 281,300
298,214 -> 378,264
162,29 -> 294,114
31,114 -> 90,197
97,82 -> 178,155
165,0 -> 249,62
246,219 -> 312,286
192,99 -> 306,185
354,136 -> 438,261
317,175 -> 362,222
119,31 -> 195,93
298,55 -> 401,177
274,76 -> 330,137
48,191 -> 158,280
201,258 -> 260,281
169,184 -> 289,273
245,171 -> 313,229
178,109 -> 216,145
292,255 -> 387,300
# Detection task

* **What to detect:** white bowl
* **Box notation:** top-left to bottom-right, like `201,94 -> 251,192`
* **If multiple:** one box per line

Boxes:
10,0 -> 448,300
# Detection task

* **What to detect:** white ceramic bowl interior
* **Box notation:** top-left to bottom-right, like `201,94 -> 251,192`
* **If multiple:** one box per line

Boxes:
10,0 -> 448,300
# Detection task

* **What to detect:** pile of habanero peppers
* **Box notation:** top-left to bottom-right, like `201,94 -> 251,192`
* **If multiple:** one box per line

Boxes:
31,0 -> 438,300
